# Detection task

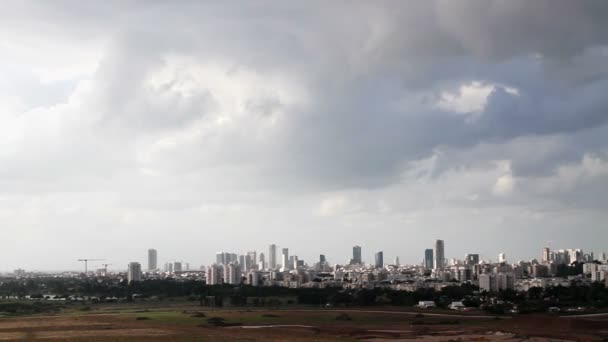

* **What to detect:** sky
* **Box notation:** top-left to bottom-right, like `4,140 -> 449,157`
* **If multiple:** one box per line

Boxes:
1,1 -> 608,271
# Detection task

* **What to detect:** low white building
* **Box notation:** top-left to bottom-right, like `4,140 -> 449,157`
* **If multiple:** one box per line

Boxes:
584,263 -> 608,282
449,301 -> 465,310
418,301 -> 436,308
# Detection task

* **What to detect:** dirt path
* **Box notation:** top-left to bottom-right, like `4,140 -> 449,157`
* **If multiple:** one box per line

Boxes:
276,308 -> 508,319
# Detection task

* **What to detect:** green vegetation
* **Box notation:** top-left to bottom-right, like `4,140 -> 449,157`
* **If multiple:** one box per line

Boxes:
3,276 -> 608,316
334,313 -> 352,321
0,301 -> 64,316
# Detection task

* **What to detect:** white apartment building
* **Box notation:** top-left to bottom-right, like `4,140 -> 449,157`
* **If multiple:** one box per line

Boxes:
128,262 -> 142,283
479,273 -> 514,292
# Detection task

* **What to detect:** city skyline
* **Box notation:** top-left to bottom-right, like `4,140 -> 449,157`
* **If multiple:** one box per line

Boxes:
5,240 -> 605,273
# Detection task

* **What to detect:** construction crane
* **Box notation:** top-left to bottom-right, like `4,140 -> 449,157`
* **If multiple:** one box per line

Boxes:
77,259 -> 105,274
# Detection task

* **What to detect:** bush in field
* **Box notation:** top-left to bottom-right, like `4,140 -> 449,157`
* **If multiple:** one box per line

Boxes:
335,313 -> 353,321
206,317 -> 225,326
261,313 -> 280,318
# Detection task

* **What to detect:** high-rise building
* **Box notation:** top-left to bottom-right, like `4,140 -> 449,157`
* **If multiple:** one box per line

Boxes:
269,244 -> 277,269
281,248 -> 289,271
375,251 -> 384,268
259,252 -> 265,269
229,253 -> 238,264
567,249 -> 582,264
164,262 -> 173,273
173,262 -> 182,272
128,262 -> 142,283
207,264 -> 223,285
246,251 -> 257,271
424,249 -> 434,269
320,254 -> 326,263
247,271 -> 261,286
216,252 -> 225,265
292,255 -> 299,270
352,246 -> 362,264
465,254 -> 479,265
554,250 -> 569,264
394,256 -> 400,266
479,273 -> 515,292
434,240 -> 445,270
542,247 -> 551,262
148,249 -> 157,271
498,253 -> 507,263
224,263 -> 242,285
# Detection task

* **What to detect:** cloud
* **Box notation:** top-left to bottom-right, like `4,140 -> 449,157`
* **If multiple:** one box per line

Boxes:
0,1 -> 608,269
493,174 -> 515,196
317,195 -> 351,217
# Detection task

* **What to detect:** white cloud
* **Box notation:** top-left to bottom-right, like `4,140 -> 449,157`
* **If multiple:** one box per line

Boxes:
436,81 -> 519,115
493,174 -> 516,196
317,195 -> 351,216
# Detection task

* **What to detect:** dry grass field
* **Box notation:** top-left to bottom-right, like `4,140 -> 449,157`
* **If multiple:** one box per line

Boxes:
0,305 -> 607,341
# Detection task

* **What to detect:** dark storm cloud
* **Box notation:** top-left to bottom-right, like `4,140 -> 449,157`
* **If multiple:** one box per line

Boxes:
2,1 -> 607,187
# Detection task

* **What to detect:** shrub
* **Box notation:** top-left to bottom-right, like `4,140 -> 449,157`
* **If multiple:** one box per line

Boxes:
261,313 -> 281,318
335,313 -> 353,321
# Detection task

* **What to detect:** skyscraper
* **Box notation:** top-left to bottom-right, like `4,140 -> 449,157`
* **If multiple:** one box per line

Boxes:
498,253 -> 506,263
223,263 -> 241,285
281,248 -> 289,271
128,262 -> 142,283
206,264 -> 223,285
247,251 -> 257,271
259,252 -> 265,269
542,247 -> 551,262
320,254 -> 326,263
352,246 -> 362,264
375,251 -> 384,268
434,240 -> 445,270
293,255 -> 299,270
465,254 -> 479,265
216,252 -> 225,265
148,249 -> 157,271
269,244 -> 277,269
424,249 -> 434,269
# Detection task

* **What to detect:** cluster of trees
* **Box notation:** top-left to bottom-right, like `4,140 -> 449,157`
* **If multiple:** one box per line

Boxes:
2,277 -> 608,314
0,301 -> 63,315
0,277 -> 478,308
0,278 -> 203,300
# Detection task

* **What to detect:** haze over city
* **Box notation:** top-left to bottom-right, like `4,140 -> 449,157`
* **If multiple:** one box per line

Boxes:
2,1 -> 608,271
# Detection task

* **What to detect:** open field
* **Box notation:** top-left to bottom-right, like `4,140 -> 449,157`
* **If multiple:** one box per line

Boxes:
1,304 -> 608,341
